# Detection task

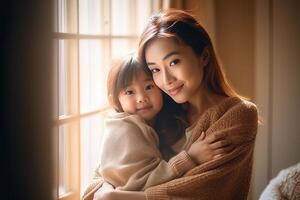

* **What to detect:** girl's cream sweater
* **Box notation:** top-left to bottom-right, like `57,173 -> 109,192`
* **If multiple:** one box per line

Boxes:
98,112 -> 195,191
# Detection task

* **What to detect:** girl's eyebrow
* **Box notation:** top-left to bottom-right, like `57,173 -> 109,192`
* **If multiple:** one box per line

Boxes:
140,77 -> 153,82
147,51 -> 179,66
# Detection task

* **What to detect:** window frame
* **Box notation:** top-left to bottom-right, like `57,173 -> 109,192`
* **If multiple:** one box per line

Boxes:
53,0 -> 156,199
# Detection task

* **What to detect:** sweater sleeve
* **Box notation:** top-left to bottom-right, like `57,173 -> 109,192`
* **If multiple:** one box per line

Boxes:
145,100 -> 258,200
99,115 -> 196,191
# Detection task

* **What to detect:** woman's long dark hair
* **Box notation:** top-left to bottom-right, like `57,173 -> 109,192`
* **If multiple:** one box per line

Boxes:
154,94 -> 188,160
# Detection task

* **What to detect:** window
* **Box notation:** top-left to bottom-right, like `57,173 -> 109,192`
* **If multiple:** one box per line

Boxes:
53,0 -> 155,199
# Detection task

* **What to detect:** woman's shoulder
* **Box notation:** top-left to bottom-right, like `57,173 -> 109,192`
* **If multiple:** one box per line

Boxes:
222,97 -> 258,125
214,96 -> 257,113
231,97 -> 257,115
207,96 -> 258,124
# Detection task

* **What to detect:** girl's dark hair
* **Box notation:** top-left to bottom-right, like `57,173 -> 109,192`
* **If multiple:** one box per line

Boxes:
138,9 -> 241,98
107,54 -> 187,158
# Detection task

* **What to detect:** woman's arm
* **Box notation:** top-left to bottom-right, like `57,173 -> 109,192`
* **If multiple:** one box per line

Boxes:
144,100 -> 258,200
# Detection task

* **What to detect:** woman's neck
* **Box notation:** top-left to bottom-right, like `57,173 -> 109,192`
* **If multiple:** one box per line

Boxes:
187,86 -> 226,124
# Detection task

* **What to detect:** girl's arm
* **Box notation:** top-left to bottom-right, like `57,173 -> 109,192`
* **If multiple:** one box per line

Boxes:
101,115 -> 196,190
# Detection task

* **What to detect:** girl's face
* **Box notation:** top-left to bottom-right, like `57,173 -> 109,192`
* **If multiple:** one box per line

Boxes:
118,71 -> 163,123
145,38 -> 208,104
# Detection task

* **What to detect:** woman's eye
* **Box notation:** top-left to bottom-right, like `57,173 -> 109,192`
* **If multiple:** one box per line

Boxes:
145,84 -> 154,90
125,90 -> 134,95
170,59 -> 180,66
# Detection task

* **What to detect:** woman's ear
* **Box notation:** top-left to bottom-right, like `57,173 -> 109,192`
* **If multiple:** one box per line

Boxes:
200,47 -> 210,67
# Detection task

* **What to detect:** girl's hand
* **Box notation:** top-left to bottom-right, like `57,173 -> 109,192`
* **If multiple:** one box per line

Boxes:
187,132 -> 234,164
93,182 -> 114,200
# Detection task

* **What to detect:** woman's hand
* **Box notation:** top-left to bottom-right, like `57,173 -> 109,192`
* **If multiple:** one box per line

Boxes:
93,182 -> 114,200
187,132 -> 234,164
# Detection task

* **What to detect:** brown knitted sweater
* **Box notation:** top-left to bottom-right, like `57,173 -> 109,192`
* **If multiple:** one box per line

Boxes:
82,96 -> 258,200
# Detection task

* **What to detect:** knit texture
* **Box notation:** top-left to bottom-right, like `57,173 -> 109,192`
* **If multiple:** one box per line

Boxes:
82,97 -> 258,200
145,97 -> 258,200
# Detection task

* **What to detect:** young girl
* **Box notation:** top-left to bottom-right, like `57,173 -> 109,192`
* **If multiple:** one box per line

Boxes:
84,10 -> 258,200
93,54 -> 230,192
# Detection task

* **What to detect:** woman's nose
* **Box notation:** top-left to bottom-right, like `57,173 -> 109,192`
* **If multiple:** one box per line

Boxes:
162,69 -> 174,85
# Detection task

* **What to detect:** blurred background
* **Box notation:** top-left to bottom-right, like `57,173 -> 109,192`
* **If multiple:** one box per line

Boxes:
2,0 -> 299,199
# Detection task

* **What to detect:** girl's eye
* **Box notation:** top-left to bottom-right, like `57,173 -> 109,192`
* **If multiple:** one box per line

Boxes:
150,68 -> 160,74
170,59 -> 180,66
145,84 -> 154,90
125,90 -> 134,95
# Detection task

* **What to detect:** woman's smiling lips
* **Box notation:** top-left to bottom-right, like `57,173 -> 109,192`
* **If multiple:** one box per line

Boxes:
167,84 -> 184,96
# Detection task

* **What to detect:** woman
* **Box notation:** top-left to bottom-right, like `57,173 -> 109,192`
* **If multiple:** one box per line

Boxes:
84,9 -> 258,200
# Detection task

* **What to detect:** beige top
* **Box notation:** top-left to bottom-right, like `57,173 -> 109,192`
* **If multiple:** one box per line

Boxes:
98,112 -> 196,191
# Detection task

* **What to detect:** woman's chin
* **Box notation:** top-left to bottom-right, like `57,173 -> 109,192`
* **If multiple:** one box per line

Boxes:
170,95 -> 188,104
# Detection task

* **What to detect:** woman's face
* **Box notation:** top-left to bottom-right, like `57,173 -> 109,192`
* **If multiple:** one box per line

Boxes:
145,37 -> 207,104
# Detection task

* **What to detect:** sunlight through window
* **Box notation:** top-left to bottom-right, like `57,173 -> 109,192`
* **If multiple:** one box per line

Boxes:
54,0 -> 153,199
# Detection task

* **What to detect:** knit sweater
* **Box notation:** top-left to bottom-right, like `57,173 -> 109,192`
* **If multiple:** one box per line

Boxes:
98,112 -> 196,191
82,96 -> 258,200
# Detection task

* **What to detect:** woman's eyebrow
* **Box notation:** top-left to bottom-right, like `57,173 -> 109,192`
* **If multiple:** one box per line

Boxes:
162,51 -> 179,60
147,51 -> 179,66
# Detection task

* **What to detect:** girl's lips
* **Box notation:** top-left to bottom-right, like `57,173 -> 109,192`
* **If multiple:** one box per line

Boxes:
136,106 -> 152,112
167,84 -> 184,96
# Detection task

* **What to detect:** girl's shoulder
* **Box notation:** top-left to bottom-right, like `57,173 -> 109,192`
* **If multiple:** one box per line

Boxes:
107,111 -> 144,122
106,112 -> 153,131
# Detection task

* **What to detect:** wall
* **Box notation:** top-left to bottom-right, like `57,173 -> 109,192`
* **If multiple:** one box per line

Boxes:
271,0 -> 300,176
184,0 -> 216,42
254,0 -> 300,199
214,0 -> 255,99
